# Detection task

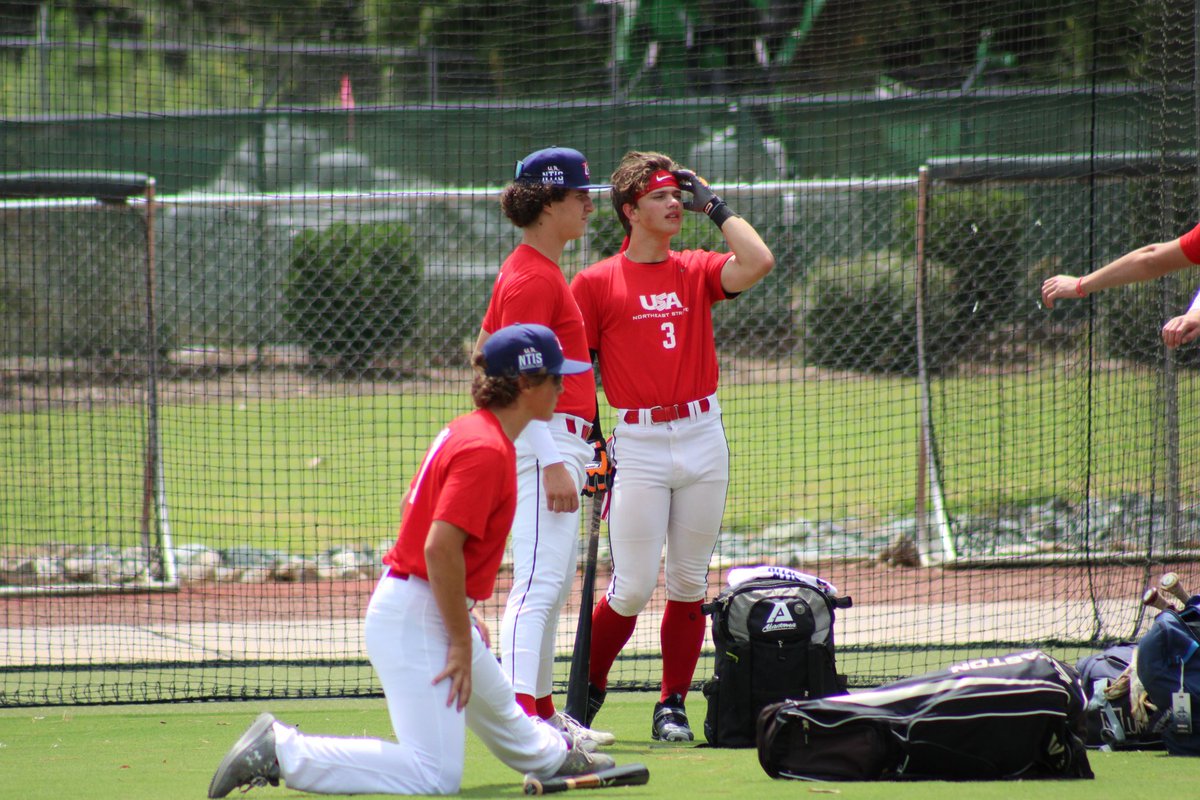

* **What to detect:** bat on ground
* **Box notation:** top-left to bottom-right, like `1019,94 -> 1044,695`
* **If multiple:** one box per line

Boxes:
1143,587 -> 1175,611
1159,572 -> 1190,604
563,489 -> 605,722
524,763 -> 650,796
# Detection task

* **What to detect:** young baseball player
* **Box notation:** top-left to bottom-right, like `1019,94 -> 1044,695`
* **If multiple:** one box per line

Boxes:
1041,221 -> 1200,349
207,324 -> 614,798
472,147 -> 616,747
570,151 -> 774,742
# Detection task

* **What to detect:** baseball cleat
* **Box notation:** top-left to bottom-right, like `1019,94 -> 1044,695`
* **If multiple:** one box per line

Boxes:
549,710 -> 616,748
207,712 -> 281,798
552,740 -> 616,777
651,694 -> 694,742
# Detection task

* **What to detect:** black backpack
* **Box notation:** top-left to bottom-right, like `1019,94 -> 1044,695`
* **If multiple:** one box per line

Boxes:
756,650 -> 1094,781
700,567 -> 850,748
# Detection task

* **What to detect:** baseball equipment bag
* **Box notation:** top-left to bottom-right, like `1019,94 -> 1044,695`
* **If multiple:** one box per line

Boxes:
1075,643 -> 1162,750
1136,599 -> 1200,756
756,650 -> 1094,781
701,566 -> 851,748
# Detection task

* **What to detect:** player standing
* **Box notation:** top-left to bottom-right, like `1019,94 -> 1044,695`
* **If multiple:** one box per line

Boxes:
207,324 -> 613,797
1041,221 -> 1200,349
570,151 -> 774,741
473,147 -> 615,746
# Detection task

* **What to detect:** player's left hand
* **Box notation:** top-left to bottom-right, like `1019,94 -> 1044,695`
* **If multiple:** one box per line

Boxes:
1040,274 -> 1084,308
434,640 -> 473,711
582,439 -> 613,497
671,169 -> 721,216
672,169 -> 735,229
542,462 -> 579,514
1162,311 -> 1200,349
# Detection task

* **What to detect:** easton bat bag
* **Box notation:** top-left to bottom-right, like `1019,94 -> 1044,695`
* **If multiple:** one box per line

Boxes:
701,566 -> 851,748
756,650 -> 1094,781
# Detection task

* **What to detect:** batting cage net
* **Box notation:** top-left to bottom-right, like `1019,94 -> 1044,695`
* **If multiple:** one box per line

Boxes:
2,0 -> 1199,706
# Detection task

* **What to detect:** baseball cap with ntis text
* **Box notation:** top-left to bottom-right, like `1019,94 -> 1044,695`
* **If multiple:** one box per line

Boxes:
482,323 -> 591,378
514,147 -> 610,191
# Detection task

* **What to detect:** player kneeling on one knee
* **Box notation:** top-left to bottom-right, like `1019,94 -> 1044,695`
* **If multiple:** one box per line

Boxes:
207,324 -> 616,797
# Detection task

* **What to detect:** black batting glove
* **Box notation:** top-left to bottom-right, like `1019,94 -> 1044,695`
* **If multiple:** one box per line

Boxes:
671,169 -> 736,229
582,438 -> 613,497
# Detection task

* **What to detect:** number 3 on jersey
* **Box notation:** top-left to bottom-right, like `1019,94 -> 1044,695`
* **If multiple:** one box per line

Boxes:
661,322 -> 676,349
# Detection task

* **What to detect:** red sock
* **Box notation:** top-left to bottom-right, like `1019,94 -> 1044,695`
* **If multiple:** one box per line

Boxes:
588,596 -> 638,690
515,693 -> 537,716
535,695 -> 556,720
660,599 -> 706,702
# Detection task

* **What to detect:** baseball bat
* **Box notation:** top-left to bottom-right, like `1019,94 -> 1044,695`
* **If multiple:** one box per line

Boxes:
564,490 -> 605,722
1159,572 -> 1190,604
1142,587 -> 1174,611
524,763 -> 649,796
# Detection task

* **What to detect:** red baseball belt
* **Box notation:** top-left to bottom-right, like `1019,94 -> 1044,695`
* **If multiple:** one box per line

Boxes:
622,397 -> 712,425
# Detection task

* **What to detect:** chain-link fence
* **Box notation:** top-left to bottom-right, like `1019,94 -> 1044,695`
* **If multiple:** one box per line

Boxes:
4,166 -> 1197,704
4,0 -> 1200,707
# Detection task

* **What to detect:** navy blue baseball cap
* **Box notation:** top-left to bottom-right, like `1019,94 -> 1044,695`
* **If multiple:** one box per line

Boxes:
482,323 -> 591,378
514,147 -> 610,190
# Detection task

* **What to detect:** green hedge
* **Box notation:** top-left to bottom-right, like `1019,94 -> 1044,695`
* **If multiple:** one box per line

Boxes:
797,250 -> 957,375
285,222 -> 423,372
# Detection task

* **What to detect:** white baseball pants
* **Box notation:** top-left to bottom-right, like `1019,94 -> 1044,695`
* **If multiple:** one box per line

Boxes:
274,574 -> 567,795
501,415 -> 594,699
604,403 -> 729,615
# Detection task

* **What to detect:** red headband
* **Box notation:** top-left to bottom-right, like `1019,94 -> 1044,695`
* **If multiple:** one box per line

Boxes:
634,170 -> 679,200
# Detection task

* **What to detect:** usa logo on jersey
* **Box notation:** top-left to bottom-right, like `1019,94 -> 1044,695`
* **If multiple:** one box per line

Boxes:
638,292 -> 683,312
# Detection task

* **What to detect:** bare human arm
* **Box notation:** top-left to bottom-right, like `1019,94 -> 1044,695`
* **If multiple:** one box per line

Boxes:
1041,239 -> 1194,308
671,168 -> 774,294
718,215 -> 775,294
424,520 -> 475,711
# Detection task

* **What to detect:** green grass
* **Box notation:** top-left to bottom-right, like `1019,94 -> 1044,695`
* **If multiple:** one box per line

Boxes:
6,368 -> 1200,551
0,646 -> 1126,713
1,692 -> 1195,800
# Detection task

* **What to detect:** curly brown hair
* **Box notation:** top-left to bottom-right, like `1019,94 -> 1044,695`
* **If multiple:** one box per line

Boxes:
470,352 -> 559,408
609,150 -> 679,234
500,182 -> 572,228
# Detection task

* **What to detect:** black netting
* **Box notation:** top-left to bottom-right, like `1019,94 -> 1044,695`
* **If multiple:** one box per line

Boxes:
1,1 -> 1197,706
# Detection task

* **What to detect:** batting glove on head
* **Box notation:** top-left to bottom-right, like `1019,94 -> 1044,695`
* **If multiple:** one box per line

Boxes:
582,439 -> 613,497
671,169 -> 735,228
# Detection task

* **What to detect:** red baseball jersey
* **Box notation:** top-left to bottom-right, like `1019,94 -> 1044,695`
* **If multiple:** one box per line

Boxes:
481,244 -> 597,421
382,409 -> 517,601
1178,222 -> 1200,263
571,248 -> 732,409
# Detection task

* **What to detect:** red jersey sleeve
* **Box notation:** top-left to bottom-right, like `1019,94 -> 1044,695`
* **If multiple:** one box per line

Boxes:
482,270 -> 561,332
697,250 -> 735,301
1178,223 -> 1200,264
432,446 -> 505,540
